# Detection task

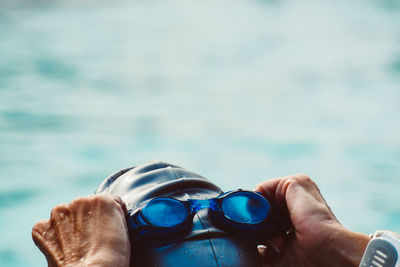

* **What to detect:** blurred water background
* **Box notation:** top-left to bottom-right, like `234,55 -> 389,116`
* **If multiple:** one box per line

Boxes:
0,0 -> 400,265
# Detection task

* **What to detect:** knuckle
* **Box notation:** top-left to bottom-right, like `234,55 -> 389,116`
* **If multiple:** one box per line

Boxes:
93,195 -> 124,213
288,174 -> 312,184
286,174 -> 320,192
31,229 -> 41,241
297,173 -> 311,180
69,195 -> 116,213
50,204 -> 68,218
89,194 -> 107,203
112,195 -> 123,203
254,183 -> 266,193
67,195 -> 122,215
32,220 -> 45,232
32,219 -> 49,238
50,204 -> 71,225
69,196 -> 89,209
92,194 -> 116,205
255,182 -> 264,189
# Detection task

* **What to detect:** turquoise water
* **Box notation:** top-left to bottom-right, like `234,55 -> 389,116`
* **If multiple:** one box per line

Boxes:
1,0 -> 400,265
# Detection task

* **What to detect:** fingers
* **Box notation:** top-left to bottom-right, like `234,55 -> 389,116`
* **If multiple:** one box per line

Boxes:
255,174 -> 340,236
32,219 -> 51,240
255,177 -> 285,208
87,195 -> 130,234
32,219 -> 51,253
256,174 -> 340,236
110,195 -> 128,215
32,194 -> 131,267
32,195 -> 128,247
257,242 -> 283,267
63,195 -> 128,220
86,194 -> 128,213
255,174 -> 325,210
255,175 -> 347,267
50,204 -> 71,227
32,218 -> 62,266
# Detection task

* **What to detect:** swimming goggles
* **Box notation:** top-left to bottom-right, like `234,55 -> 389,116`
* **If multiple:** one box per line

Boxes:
127,190 -> 278,245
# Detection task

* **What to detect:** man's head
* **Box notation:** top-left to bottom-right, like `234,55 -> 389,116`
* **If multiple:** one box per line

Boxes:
95,161 -> 263,267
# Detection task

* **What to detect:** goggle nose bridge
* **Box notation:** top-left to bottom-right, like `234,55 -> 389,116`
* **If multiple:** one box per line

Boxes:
187,199 -> 220,213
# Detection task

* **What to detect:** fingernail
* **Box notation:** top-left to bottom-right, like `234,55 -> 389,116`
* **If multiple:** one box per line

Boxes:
257,245 -> 267,256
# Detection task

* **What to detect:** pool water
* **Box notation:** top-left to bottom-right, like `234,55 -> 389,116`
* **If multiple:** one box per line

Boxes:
0,0 -> 399,266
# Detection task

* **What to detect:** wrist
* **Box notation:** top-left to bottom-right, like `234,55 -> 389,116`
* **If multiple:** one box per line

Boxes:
323,226 -> 370,267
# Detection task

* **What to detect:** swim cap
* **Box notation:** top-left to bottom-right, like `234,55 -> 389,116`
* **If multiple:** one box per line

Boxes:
95,161 -> 263,267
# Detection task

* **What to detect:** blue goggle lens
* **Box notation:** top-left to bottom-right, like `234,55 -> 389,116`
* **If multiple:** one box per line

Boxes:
141,192 -> 270,228
221,192 -> 270,224
142,198 -> 189,227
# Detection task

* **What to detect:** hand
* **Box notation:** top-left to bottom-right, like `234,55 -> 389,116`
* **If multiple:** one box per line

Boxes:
32,195 -> 131,267
255,174 -> 370,267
